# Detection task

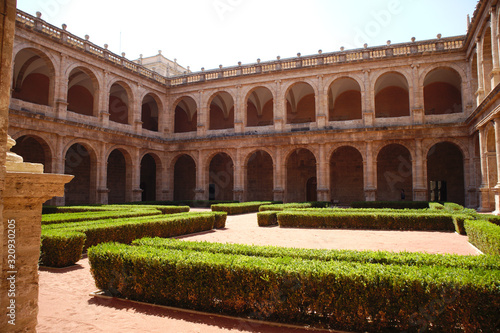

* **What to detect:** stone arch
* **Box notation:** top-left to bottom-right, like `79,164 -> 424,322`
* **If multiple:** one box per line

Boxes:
482,26 -> 494,94
12,47 -> 56,106
106,148 -> 132,203
11,134 -> 53,173
174,96 -> 198,133
67,66 -> 99,117
374,71 -> 410,118
285,82 -> 316,124
285,148 -> 317,202
328,77 -> 362,121
140,153 -> 159,201
64,142 -> 97,205
426,141 -> 465,205
173,153 -> 197,201
209,91 -> 235,130
246,86 -> 274,127
108,80 -> 133,125
141,93 -> 161,132
208,152 -> 234,201
330,145 -> 364,204
246,149 -> 274,201
376,143 -> 413,201
423,67 -> 463,115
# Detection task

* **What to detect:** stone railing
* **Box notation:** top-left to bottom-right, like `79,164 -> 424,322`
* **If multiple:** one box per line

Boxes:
15,10 -> 167,85
16,9 -> 465,89
169,36 -> 465,87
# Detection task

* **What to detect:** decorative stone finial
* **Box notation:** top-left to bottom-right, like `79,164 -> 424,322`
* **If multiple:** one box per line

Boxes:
201,67 -> 205,71
340,46 -> 345,51
238,61 -> 242,66
6,136 -> 43,173
257,58 -> 261,63
219,64 -> 223,69
62,24 -> 67,30
318,49 -> 322,54
158,50 -> 162,55
387,40 -> 391,46
364,43 -> 368,48
139,54 -> 143,59
277,55 -> 281,60
437,33 -> 442,39
85,34 -> 89,40
174,58 -> 177,63
121,52 -> 126,57
411,37 -> 416,42
36,11 -> 42,18
297,52 -> 301,57
104,44 -> 108,49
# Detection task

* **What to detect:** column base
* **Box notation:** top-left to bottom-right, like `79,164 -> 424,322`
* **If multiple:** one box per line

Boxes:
364,188 -> 376,202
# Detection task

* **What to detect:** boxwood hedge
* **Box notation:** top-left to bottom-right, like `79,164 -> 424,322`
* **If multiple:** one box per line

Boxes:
211,201 -> 276,215
465,219 -> 500,255
89,242 -> 500,332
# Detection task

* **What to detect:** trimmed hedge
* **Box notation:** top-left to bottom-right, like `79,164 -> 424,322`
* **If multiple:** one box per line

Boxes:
39,231 -> 86,267
465,219 -> 500,255
41,209 -> 163,225
211,201 -> 276,215
259,202 -> 329,212
133,238 -> 500,270
277,211 -> 455,231
212,211 -> 227,229
40,212 -> 218,267
120,200 -> 238,208
257,211 -> 278,226
351,201 -> 430,209
89,242 -> 500,332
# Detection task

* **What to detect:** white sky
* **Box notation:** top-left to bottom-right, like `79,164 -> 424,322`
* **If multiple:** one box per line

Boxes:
17,0 -> 479,72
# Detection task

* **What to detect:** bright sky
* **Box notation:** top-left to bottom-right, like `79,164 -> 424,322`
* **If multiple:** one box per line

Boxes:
17,0 -> 479,72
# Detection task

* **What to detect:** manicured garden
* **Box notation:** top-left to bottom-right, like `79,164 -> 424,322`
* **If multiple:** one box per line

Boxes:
41,201 -> 500,331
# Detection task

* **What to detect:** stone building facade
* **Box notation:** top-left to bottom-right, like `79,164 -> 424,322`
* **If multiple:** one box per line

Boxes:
7,0 -> 500,212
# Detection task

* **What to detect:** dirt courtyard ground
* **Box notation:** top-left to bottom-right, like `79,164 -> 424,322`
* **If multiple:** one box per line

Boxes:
37,211 -> 481,333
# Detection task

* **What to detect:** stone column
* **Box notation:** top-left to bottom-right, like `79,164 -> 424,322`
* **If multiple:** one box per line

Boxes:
490,6 -> 500,87
194,150 -> 206,201
234,86 -> 244,133
494,120 -> 500,213
413,139 -> 428,201
197,90 -> 208,137
411,64 -> 424,124
316,144 -> 329,201
364,141 -> 376,201
476,37 -> 486,104
273,147 -> 285,202
130,149 -> 142,202
233,149 -> 245,202
96,143 -> 109,204
1,137 -> 73,332
54,54 -> 68,119
362,70 -> 374,127
273,80 -> 285,132
316,75 -> 328,129
478,127 -> 492,211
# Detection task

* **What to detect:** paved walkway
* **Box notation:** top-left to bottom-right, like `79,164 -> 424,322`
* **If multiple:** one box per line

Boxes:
37,211 -> 480,333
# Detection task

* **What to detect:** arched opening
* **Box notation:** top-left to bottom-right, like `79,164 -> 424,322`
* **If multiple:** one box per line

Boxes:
483,28 -> 493,94
64,143 -> 93,205
247,87 -> 274,127
140,154 -> 157,201
328,78 -> 362,121
330,146 -> 364,204
67,67 -> 96,116
286,82 -> 315,124
109,83 -> 130,124
246,150 -> 274,201
11,135 -> 52,172
174,154 -> 196,201
209,92 -> 234,130
286,148 -> 316,202
427,142 -> 465,205
209,153 -> 234,201
377,144 -> 412,201
174,96 -> 197,133
141,94 -> 159,132
11,48 -> 53,106
107,149 -> 127,203
375,72 -> 410,118
424,67 -> 462,115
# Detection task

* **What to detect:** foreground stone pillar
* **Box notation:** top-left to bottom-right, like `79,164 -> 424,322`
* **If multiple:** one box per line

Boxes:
1,137 -> 73,332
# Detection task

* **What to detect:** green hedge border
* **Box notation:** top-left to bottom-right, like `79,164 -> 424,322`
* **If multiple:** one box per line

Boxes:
465,219 -> 500,255
211,201 -> 278,215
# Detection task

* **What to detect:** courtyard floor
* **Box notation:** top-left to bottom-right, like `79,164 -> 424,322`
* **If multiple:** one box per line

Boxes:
37,210 -> 481,333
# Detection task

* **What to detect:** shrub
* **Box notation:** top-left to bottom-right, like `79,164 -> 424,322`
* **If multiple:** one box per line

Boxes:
259,202 -> 320,212
277,211 -> 455,231
89,242 -> 500,332
211,201 -> 275,215
351,201 -> 430,209
212,211 -> 227,229
465,219 -> 500,255
42,209 -> 163,225
40,212 -> 218,267
39,231 -> 86,267
257,211 -> 278,226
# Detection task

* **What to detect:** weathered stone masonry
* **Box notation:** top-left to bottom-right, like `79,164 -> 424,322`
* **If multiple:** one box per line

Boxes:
7,0 -> 500,212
